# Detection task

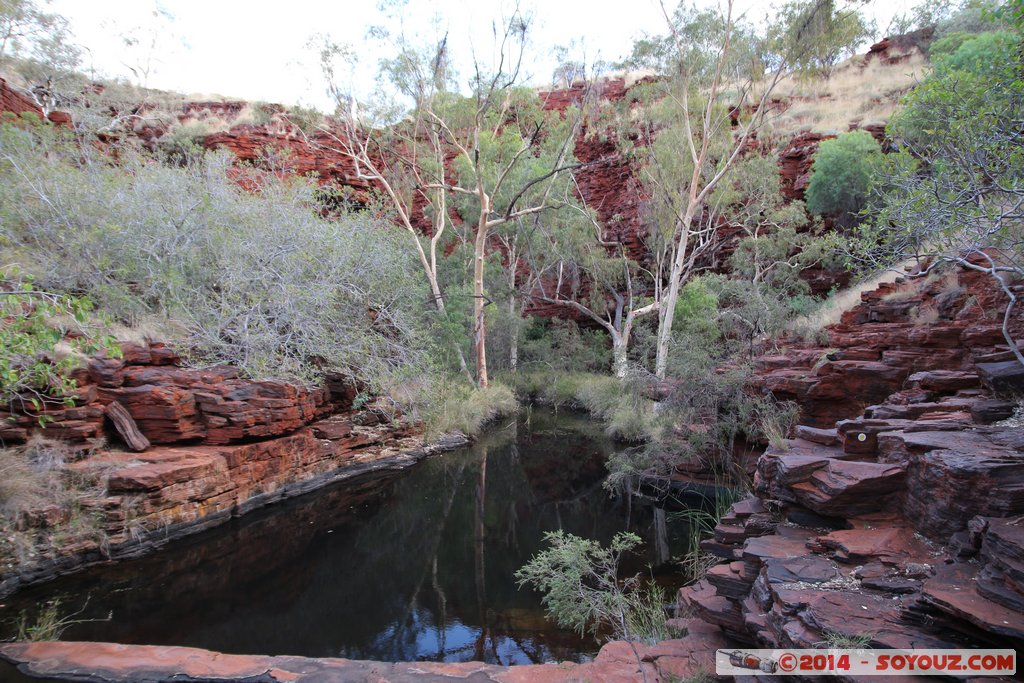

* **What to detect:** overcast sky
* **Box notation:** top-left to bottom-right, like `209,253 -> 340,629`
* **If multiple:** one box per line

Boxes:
48,0 -> 914,111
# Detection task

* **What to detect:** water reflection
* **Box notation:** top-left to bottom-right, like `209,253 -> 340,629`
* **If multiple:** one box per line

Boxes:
0,409 -> 688,664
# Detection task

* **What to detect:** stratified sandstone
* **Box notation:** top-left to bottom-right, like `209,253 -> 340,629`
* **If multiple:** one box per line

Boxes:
0,339 -> 469,597
674,264 -> 1024,668
754,265 -> 1024,427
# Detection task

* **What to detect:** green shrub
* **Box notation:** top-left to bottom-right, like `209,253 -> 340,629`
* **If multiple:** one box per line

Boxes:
417,380 -> 518,437
14,598 -> 110,641
805,130 -> 883,225
928,31 -> 977,59
505,371 -> 656,442
671,278 -> 720,340
518,318 -> 611,374
673,486 -> 745,583
933,31 -> 1015,74
0,270 -> 118,414
284,105 -> 324,135
0,122 -> 427,388
516,530 -> 668,644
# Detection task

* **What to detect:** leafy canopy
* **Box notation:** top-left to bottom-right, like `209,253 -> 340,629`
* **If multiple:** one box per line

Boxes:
805,130 -> 883,224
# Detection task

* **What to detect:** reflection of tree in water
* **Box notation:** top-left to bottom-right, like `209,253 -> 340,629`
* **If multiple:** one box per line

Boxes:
1,409 -> 684,664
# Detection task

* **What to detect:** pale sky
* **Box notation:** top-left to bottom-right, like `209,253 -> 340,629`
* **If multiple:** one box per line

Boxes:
48,0 -> 913,111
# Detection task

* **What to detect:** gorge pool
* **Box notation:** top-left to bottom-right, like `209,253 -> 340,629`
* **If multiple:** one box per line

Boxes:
0,408 -> 691,666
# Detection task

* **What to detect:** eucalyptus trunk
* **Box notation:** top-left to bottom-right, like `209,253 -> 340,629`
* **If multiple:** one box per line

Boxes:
473,195 -> 490,388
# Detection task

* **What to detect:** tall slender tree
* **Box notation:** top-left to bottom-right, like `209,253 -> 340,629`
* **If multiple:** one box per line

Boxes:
315,11 -> 585,387
629,0 -> 861,378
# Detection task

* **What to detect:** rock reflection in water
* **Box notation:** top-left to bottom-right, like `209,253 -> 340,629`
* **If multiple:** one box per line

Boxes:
0,409 -> 686,664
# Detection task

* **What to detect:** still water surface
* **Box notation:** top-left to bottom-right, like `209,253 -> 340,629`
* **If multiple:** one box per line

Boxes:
1,409 -> 687,666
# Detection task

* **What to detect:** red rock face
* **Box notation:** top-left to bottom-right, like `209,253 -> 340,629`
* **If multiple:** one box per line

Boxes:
0,77 -> 72,125
0,77 -> 42,118
1,342 -> 339,448
865,26 -> 934,66
753,265 -> 1024,427
0,339 -> 444,591
1,72 -> 863,310
204,125 -> 375,200
681,260 -> 1024,658
778,131 -> 832,201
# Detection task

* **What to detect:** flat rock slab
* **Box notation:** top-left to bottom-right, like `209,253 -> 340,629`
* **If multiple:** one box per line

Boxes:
0,640 -> 669,683
758,451 -> 905,517
743,531 -> 815,564
977,360 -> 1024,393
922,562 -> 1024,640
797,590 -> 956,650
794,425 -> 840,446
765,555 -> 842,585
815,527 -> 935,565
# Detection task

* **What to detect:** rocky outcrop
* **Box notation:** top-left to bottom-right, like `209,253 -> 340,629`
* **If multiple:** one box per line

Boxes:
865,26 -> 934,66
0,619 -> 730,683
778,131 -> 832,201
0,77 -> 72,124
755,265 -> 1024,427
203,125 -> 377,202
673,265 -> 1024,666
0,78 -> 41,118
4,263 -> 1021,682
1,342 -> 338,447
0,340 -> 472,597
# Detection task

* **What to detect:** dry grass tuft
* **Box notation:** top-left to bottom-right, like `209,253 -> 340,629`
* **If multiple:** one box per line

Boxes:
881,285 -> 919,303
756,51 -> 929,139
102,316 -> 188,347
910,303 -> 940,327
0,436 -> 111,570
789,267 -> 910,341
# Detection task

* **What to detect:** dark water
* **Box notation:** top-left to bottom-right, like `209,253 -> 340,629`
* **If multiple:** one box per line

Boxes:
0,408 -> 688,667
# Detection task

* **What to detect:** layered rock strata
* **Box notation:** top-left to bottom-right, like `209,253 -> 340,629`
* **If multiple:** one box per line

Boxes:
4,266 -> 1022,683
675,267 -> 1024,674
754,264 -> 1024,427
0,341 -> 468,597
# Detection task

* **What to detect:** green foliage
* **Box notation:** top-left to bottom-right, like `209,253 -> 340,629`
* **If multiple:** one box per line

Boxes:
849,12 -> 1023,363
671,278 -> 720,340
932,30 -> 1015,72
0,271 -> 117,415
283,104 -> 323,135
606,352 -> 798,490
505,371 -> 656,442
156,121 -> 210,165
856,24 -> 1021,268
0,0 -> 80,79
889,0 -> 960,34
0,122 -> 428,388
415,380 -> 518,438
805,130 -> 883,224
929,31 -> 980,58
516,530 -> 668,644
935,0 -> 1006,38
518,318 -> 612,374
624,4 -> 762,82
14,598 -> 109,641
768,0 -> 874,77
673,486 -> 745,583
